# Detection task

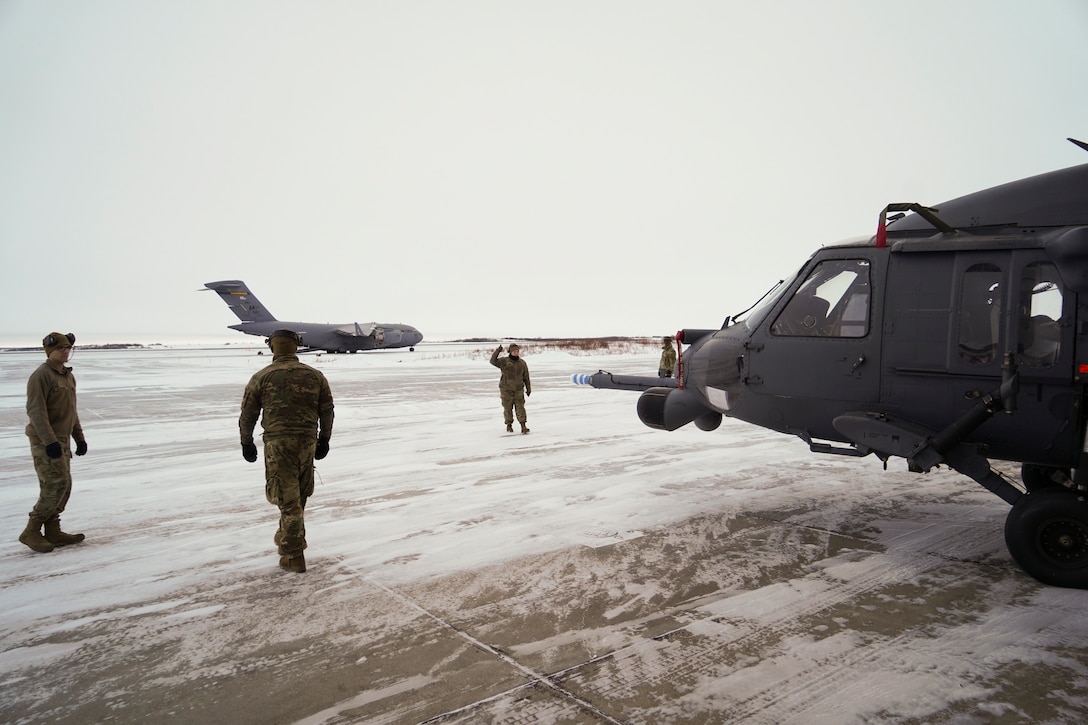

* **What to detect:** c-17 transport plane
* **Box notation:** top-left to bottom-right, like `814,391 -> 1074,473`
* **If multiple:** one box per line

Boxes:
576,139 -> 1088,589
203,279 -> 422,353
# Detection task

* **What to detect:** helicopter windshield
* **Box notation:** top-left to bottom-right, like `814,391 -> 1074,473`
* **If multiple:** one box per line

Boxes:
731,266 -> 803,332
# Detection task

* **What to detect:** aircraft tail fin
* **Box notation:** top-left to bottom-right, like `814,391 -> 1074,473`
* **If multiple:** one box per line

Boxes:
202,280 -> 277,323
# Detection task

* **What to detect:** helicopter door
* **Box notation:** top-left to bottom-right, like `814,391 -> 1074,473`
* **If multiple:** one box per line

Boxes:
884,249 -> 1076,465
745,255 -> 881,439
1004,255 -> 1077,463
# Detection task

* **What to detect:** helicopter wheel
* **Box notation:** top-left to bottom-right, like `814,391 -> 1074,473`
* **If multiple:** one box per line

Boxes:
1004,488 -> 1088,589
1020,463 -> 1070,491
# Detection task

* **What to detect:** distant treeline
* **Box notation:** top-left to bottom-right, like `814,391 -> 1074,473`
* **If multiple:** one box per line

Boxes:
3,338 -> 660,354
453,337 -> 661,355
457,337 -> 654,347
0,344 -> 149,353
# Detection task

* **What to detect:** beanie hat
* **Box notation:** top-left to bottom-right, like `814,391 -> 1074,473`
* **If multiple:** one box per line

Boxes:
270,337 -> 297,356
43,332 -> 75,355
268,329 -> 301,356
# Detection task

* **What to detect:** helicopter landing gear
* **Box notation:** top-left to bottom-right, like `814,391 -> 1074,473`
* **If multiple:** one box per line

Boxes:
1020,463 -> 1071,491
1004,488 -> 1088,588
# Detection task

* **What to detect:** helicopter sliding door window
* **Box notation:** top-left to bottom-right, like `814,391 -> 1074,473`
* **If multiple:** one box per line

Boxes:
957,262 -> 1003,364
771,259 -> 870,338
1018,261 -> 1063,367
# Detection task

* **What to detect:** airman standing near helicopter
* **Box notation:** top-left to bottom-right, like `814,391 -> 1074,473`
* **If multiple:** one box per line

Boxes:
658,336 -> 677,378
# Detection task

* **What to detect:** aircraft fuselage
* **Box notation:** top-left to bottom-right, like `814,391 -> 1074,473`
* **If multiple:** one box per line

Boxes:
229,321 -> 423,353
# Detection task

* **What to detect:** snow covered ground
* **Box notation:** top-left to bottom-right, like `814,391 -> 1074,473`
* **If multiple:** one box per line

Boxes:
1,343 -> 1086,724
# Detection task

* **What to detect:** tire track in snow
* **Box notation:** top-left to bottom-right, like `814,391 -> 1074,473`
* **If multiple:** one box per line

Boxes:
710,520 -> 1006,724
557,517 -> 1000,717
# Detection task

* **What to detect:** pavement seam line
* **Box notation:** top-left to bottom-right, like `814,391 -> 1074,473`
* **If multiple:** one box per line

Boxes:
348,565 -> 626,724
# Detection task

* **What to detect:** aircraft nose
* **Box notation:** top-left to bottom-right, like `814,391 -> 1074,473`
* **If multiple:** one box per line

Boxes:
684,334 -> 746,412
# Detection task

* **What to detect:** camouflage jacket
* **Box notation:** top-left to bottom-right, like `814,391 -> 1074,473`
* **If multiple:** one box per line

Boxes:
659,345 -> 677,372
239,355 -> 334,444
25,362 -> 84,448
490,347 -> 531,394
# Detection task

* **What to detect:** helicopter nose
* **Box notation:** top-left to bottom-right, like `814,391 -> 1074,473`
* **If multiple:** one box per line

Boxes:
683,333 -> 748,415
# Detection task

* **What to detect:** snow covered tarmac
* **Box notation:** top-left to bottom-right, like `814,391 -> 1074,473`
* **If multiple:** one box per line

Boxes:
1,343 -> 1086,723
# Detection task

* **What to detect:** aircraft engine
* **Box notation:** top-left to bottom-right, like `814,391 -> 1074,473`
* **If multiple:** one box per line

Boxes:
637,386 -> 721,432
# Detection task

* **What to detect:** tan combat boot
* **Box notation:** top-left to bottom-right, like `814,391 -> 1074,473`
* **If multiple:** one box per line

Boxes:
279,553 -> 306,573
44,519 -> 85,546
19,517 -> 54,553
506,423 -> 513,433
520,422 -> 530,434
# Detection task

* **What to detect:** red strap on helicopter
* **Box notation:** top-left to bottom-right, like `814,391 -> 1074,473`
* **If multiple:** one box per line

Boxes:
675,330 -> 684,390
875,211 -> 888,248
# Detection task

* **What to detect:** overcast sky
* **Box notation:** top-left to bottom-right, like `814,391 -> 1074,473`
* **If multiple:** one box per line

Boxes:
2,0 -> 1087,345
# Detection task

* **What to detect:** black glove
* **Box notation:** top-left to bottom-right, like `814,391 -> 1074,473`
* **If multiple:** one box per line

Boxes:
241,442 -> 258,462
45,442 -> 63,459
315,437 -> 330,460
75,440 -> 87,456
526,390 -> 531,397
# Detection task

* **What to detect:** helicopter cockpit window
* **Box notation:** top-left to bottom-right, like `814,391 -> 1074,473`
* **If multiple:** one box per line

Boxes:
771,259 -> 870,337
1019,262 -> 1063,367
957,263 -> 1002,364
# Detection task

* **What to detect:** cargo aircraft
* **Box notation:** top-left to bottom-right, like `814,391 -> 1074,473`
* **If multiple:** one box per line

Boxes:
203,279 -> 422,353
576,139 -> 1088,589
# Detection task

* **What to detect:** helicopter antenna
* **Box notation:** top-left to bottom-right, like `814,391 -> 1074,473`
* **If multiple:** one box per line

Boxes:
1069,137 -> 1088,154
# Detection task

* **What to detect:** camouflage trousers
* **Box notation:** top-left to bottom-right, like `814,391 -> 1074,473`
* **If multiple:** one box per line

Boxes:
263,437 -> 316,556
29,444 -> 73,525
500,389 -> 527,426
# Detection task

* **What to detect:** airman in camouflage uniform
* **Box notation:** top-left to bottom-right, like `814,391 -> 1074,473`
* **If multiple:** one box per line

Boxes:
490,344 -> 531,434
240,329 -> 334,573
658,336 -> 677,378
21,332 -> 88,553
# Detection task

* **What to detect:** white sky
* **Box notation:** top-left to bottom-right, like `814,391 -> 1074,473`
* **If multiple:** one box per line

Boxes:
2,0 -> 1088,345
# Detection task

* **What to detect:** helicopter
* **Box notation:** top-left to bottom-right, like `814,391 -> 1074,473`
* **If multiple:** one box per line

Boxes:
577,139 -> 1088,589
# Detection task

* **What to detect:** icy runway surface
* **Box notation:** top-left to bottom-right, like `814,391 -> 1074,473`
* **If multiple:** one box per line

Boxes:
1,343 -> 1087,724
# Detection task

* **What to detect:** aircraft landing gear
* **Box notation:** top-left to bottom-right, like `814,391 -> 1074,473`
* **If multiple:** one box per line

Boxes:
1004,488 -> 1088,588
1021,463 -> 1071,491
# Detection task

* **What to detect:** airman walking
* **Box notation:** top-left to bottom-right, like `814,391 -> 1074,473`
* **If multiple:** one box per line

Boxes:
240,329 -> 334,573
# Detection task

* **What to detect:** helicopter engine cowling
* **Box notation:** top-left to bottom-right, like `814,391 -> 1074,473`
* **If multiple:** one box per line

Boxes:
637,386 -> 720,431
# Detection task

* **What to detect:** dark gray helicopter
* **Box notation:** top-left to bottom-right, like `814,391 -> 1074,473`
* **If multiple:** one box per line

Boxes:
577,139 -> 1088,589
